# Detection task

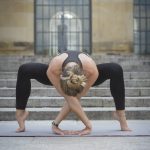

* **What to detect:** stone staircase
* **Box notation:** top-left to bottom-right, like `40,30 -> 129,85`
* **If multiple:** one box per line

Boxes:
0,54 -> 150,121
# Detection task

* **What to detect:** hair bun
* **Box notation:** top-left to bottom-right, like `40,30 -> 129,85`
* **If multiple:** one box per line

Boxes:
60,64 -> 87,96
66,71 -> 87,89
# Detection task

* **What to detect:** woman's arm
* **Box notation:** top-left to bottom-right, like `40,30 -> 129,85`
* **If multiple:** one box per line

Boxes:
77,55 -> 99,98
46,57 -> 66,97
46,57 -> 92,135
51,101 -> 71,135
52,99 -> 92,136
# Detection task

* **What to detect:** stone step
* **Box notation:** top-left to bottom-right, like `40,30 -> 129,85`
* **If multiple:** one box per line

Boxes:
0,96 -> 149,108
0,71 -> 150,79
0,63 -> 150,71
0,87 -> 149,97
0,107 -> 149,120
0,79 -> 150,88
0,55 -> 150,71
0,54 -> 150,62
0,60 -> 149,66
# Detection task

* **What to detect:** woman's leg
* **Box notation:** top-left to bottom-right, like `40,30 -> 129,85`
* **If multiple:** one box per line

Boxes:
93,63 -> 131,131
16,63 -> 52,132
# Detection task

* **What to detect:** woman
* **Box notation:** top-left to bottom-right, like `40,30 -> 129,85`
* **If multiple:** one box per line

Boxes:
16,51 -> 131,135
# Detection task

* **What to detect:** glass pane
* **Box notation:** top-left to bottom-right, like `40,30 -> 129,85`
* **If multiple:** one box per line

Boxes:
83,0 -> 89,5
77,6 -> 83,19
36,6 -> 43,18
64,0 -> 70,5
83,6 -> 89,18
36,20 -> 43,32
70,0 -> 77,5
43,20 -> 49,32
43,45 -> 49,55
146,0 -> 150,4
141,32 -> 146,44
36,46 -> 43,54
83,33 -> 89,46
71,19 -> 77,31
134,32 -> 140,44
55,6 -> 62,14
70,33 -> 77,45
147,19 -> 150,31
141,44 -> 146,54
76,0 -> 83,5
76,20 -> 82,32
43,0 -> 49,5
134,45 -> 140,54
139,0 -> 146,4
134,6 -> 140,17
49,6 -> 55,18
48,0 -> 55,5
43,6 -> 49,18
56,0 -> 63,5
37,0 -> 43,5
141,18 -> 146,31
70,6 -> 77,16
147,32 -> 150,44
134,18 -> 140,31
147,45 -> 150,54
140,5 -> 146,17
147,5 -> 150,17
134,0 -> 139,4
71,46 -> 77,51
83,19 -> 89,32
36,33 -> 43,46
43,33 -> 49,46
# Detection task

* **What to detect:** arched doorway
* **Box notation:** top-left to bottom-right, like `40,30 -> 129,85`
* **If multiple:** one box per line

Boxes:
49,11 -> 82,55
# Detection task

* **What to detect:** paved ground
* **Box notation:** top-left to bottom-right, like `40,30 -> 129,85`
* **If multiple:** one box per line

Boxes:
0,137 -> 150,150
0,120 -> 150,150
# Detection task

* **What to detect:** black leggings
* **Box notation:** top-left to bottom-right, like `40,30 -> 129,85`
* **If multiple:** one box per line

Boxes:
16,63 -> 125,110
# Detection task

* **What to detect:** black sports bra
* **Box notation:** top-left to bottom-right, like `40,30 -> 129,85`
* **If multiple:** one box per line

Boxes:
61,51 -> 83,70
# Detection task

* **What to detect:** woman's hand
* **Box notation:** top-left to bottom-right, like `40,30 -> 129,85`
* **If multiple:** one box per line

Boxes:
77,127 -> 92,136
52,124 -> 84,136
52,124 -> 65,136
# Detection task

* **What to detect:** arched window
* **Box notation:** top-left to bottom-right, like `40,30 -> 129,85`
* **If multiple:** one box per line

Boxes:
35,0 -> 91,56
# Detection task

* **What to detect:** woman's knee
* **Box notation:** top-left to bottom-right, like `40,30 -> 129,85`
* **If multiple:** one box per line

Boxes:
18,63 -> 32,76
111,63 -> 123,76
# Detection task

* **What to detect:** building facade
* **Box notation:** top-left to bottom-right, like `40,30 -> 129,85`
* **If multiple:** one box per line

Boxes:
0,0 -> 149,56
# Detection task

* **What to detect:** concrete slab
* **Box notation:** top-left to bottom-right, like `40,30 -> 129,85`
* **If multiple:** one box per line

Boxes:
0,120 -> 150,137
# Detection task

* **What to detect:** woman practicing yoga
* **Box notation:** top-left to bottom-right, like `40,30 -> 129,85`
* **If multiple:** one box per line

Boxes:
16,51 -> 131,135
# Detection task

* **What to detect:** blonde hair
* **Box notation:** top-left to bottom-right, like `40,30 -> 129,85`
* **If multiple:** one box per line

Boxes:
60,65 -> 87,96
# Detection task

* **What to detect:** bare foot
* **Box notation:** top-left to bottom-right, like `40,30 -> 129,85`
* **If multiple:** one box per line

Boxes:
16,111 -> 29,132
112,111 -> 132,131
52,125 -> 84,135
52,125 -> 65,136
78,127 -> 92,136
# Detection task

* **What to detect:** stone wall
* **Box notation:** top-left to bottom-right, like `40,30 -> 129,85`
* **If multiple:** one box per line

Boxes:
0,0 -> 34,52
92,0 -> 133,53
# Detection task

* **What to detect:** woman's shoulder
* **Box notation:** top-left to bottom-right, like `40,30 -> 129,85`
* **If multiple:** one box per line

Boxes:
79,54 -> 97,73
79,53 -> 94,63
51,53 -> 67,61
49,53 -> 68,69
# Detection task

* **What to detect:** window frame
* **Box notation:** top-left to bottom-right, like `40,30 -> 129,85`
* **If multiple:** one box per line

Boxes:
34,0 -> 92,55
